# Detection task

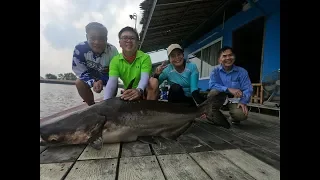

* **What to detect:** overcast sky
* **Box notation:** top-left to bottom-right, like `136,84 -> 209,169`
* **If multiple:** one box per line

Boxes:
40,0 -> 167,77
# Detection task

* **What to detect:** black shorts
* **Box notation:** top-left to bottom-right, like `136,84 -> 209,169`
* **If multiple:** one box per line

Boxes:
167,84 -> 196,106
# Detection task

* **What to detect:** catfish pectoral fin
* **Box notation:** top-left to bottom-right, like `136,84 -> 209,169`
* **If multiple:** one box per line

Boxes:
137,136 -> 157,145
195,117 -> 215,126
163,136 -> 178,142
161,133 -> 180,141
89,137 -> 103,150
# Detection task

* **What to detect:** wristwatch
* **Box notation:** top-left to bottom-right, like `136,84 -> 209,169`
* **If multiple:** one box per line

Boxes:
136,88 -> 144,97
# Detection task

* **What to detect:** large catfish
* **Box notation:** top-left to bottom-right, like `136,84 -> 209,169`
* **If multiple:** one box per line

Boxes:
40,83 -> 230,150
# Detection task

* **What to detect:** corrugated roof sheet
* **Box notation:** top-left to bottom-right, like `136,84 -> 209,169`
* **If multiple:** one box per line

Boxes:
139,0 -> 244,53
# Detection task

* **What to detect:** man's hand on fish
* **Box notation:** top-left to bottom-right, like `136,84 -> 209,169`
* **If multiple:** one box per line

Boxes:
121,89 -> 141,101
93,80 -> 103,93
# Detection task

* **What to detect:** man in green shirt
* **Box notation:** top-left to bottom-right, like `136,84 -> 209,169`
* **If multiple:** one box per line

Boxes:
104,26 -> 156,100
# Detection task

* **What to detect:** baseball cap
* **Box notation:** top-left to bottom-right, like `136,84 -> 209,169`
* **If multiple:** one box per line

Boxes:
167,44 -> 183,56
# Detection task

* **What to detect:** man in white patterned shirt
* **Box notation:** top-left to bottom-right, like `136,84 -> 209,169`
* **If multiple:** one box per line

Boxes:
72,22 -> 118,106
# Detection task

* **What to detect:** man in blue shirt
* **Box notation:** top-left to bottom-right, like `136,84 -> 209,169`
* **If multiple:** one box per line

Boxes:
150,44 -> 205,105
208,46 -> 253,124
72,22 -> 119,106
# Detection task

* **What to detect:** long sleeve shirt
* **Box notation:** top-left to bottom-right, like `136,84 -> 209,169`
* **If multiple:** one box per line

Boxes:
159,61 -> 199,97
103,50 -> 152,100
72,41 -> 118,87
209,64 -> 253,104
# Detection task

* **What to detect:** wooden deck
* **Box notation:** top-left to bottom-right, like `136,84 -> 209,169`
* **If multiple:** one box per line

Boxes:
40,106 -> 280,180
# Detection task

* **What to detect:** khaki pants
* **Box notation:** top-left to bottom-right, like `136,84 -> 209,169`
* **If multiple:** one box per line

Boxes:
207,90 -> 248,122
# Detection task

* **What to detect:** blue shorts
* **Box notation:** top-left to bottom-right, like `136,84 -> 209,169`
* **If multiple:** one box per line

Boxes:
79,78 -> 95,88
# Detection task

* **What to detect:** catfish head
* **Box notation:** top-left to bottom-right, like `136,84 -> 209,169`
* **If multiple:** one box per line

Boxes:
40,109 -> 106,147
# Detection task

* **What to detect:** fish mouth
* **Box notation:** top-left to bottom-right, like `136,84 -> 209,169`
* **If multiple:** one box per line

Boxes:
40,136 -> 47,146
40,136 -> 62,146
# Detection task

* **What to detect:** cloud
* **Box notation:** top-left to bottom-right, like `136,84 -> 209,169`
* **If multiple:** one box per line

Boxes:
40,0 -> 167,77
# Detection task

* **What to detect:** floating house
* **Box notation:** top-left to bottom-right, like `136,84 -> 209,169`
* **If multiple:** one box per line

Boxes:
140,0 -> 280,104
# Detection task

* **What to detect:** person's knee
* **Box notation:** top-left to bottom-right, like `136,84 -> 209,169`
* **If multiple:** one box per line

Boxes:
229,106 -> 248,121
146,77 -> 160,100
75,79 -> 89,89
147,77 -> 159,92
207,89 -> 221,98
230,113 -> 247,121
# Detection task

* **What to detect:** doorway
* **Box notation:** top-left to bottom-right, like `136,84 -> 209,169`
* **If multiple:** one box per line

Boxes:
232,16 -> 265,83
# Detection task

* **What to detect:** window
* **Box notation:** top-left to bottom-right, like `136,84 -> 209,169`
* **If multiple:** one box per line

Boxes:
188,37 -> 223,79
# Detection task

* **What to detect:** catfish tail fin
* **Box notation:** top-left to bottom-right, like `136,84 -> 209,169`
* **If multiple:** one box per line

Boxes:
193,92 -> 231,129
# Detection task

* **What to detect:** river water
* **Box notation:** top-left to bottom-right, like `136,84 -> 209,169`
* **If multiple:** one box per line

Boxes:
40,83 -> 121,118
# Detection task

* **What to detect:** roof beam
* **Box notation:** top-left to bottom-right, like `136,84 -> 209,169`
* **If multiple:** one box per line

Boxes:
142,37 -> 185,46
156,0 -> 205,7
184,0 -> 238,43
152,10 -> 211,20
148,18 -> 205,30
143,39 -> 182,46
146,25 -> 198,37
144,32 -> 191,41
139,0 -> 158,50
163,2 -> 193,40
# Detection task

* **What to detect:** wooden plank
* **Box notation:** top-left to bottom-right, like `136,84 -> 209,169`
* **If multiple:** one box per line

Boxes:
151,137 -> 186,155
190,151 -> 255,180
118,155 -> 165,180
229,118 -> 280,145
157,154 -> 211,180
219,126 -> 280,155
78,143 -> 120,160
197,124 -> 280,170
65,158 -> 117,180
248,113 -> 280,125
121,141 -> 152,157
40,146 -> 47,154
176,133 -> 212,153
186,125 -> 236,150
223,111 -> 280,126
220,149 -> 280,180
40,145 -> 86,164
40,162 -> 73,180
231,124 -> 280,145
245,118 -> 280,135
248,117 -> 280,128
222,111 -> 280,131
231,119 -> 280,142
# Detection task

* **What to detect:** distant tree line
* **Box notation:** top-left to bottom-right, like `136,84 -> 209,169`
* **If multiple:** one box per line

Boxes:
43,73 -> 123,85
44,73 -> 77,80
